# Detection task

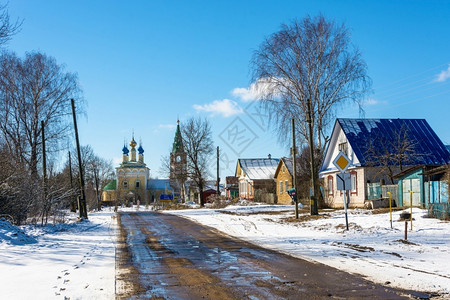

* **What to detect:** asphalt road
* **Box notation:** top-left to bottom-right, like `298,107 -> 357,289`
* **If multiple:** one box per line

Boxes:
116,211 -> 421,299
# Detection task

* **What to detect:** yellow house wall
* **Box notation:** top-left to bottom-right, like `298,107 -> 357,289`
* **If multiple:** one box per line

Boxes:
275,164 -> 293,205
117,167 -> 148,203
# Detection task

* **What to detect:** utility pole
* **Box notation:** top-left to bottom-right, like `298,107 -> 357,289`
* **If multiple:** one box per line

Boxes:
307,98 -> 318,215
291,118 -> 299,219
41,120 -> 48,225
216,146 -> 220,197
68,151 -> 76,212
71,99 -> 88,219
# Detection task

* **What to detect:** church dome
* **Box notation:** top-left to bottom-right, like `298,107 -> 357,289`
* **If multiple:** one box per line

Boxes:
138,145 -> 144,154
122,145 -> 129,155
130,137 -> 137,148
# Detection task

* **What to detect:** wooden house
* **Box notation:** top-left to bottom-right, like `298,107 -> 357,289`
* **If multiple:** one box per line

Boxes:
319,119 -> 450,208
274,158 -> 296,205
235,156 -> 279,202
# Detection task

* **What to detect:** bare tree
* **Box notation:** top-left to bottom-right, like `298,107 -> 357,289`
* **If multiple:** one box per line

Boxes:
363,125 -> 420,184
181,117 -> 214,206
251,15 -> 371,210
0,144 -> 39,225
0,3 -> 21,47
0,51 -> 84,177
75,145 -> 114,211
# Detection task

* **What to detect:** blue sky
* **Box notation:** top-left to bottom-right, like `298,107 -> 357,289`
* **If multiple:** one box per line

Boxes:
7,1 -> 450,179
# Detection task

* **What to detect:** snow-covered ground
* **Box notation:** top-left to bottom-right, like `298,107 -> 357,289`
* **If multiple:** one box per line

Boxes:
165,204 -> 450,297
1,204 -> 449,299
0,210 -> 116,300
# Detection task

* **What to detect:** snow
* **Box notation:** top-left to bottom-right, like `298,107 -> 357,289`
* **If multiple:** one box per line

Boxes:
238,158 -> 279,179
0,210 -> 116,299
1,204 -> 449,298
165,205 -> 450,297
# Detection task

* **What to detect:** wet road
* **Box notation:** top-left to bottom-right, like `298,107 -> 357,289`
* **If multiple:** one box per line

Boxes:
116,211 -> 414,299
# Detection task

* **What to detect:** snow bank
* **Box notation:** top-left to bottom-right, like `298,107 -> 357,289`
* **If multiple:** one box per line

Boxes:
0,210 -> 116,299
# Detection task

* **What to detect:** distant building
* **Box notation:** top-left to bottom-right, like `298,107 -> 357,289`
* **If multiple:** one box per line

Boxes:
102,135 -> 150,205
235,155 -> 279,202
102,130 -> 180,206
225,176 -> 239,200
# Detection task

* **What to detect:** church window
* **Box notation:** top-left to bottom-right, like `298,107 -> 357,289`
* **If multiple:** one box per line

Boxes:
279,181 -> 283,194
123,181 -> 128,189
285,180 -> 289,193
135,181 -> 140,188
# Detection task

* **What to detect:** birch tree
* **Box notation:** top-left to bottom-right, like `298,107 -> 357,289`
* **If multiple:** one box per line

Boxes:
0,51 -> 84,177
251,15 -> 371,209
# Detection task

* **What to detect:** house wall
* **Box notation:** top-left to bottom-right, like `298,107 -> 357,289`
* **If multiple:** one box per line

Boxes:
324,168 -> 366,208
275,163 -> 293,205
116,167 -> 149,204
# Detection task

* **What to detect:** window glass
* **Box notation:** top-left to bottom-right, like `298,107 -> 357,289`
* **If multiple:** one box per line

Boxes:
339,142 -> 348,156
279,181 -> 283,194
328,177 -> 333,195
351,173 -> 357,192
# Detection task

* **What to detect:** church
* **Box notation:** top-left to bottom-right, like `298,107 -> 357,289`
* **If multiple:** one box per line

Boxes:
102,121 -> 187,206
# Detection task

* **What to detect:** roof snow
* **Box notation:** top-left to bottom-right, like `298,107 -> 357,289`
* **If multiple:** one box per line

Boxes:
238,158 -> 279,180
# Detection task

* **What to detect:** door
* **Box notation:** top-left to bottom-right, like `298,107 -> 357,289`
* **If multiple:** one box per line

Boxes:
402,178 -> 421,206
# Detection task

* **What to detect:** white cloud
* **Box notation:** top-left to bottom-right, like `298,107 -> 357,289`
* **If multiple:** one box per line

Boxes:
193,99 -> 243,117
364,98 -> 379,106
232,77 -> 279,102
435,64 -> 450,82
158,124 -> 176,130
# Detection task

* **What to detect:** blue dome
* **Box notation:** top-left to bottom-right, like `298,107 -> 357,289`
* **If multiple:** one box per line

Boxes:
122,145 -> 129,155
138,145 -> 144,154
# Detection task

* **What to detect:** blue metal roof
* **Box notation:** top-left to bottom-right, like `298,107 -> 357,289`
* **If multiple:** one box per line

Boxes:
338,118 -> 450,166
147,179 -> 173,191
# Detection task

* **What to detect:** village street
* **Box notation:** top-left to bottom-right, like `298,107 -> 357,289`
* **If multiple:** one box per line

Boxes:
116,211 -> 420,299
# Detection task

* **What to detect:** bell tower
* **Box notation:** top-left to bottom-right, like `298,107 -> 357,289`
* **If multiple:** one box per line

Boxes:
170,120 -> 187,200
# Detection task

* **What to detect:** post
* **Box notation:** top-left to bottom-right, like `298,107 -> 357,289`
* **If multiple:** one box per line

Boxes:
387,191 -> 392,229
217,146 -> 220,197
337,173 -> 349,230
343,187 -> 348,231
291,118 -> 299,219
409,190 -> 413,230
71,99 -> 88,219
404,221 -> 408,240
306,98 -> 318,215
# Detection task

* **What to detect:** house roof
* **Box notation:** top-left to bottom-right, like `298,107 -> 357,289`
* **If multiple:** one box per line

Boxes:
337,118 -> 450,166
236,158 -> 279,180
103,180 -> 116,191
147,179 -> 173,191
274,157 -> 301,178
